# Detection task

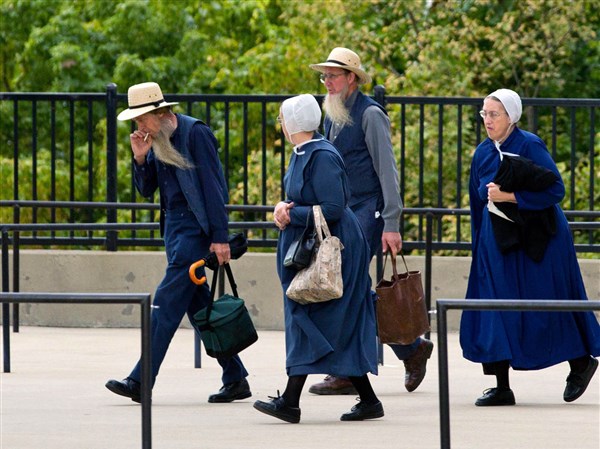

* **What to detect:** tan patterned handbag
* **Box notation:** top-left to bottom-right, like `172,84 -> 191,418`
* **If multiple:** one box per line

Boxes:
286,205 -> 344,304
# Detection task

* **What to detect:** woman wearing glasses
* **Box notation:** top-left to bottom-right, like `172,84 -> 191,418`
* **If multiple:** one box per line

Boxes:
460,89 -> 600,406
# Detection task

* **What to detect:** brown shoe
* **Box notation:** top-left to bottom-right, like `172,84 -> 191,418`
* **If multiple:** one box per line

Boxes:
308,375 -> 358,395
403,339 -> 434,392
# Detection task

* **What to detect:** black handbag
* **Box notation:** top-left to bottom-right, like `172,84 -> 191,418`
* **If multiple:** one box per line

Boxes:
192,263 -> 258,359
283,213 -> 316,270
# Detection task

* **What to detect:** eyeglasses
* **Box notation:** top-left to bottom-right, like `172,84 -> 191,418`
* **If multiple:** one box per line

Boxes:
479,110 -> 507,120
319,73 -> 347,83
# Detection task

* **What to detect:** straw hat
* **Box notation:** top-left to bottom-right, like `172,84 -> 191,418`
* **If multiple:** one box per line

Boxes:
117,82 -> 178,121
309,47 -> 372,85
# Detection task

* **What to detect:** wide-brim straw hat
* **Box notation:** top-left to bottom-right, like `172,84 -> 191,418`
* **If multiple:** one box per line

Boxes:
117,82 -> 179,121
309,47 -> 372,85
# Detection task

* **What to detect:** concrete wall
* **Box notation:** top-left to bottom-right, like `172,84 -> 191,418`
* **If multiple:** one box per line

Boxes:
2,250 -> 599,331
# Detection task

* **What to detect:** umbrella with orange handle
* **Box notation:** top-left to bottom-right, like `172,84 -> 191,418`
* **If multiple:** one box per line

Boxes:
188,233 -> 248,285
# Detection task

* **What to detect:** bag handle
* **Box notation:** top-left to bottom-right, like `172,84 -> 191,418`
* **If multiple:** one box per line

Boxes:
205,263 -> 238,321
381,251 -> 410,281
312,205 -> 332,242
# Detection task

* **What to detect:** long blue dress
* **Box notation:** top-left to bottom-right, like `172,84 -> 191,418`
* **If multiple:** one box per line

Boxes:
460,127 -> 600,370
277,134 -> 378,377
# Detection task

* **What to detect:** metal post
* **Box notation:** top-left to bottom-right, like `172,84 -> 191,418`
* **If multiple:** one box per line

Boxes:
1,229 -> 10,373
437,301 -> 451,449
140,294 -> 152,449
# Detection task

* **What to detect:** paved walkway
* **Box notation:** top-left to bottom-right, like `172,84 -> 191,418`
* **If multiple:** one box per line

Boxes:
1,327 -> 598,449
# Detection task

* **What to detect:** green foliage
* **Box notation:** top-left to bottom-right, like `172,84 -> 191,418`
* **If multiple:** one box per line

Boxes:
1,0 -> 598,254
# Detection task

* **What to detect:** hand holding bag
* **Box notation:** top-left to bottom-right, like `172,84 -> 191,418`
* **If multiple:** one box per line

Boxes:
286,205 -> 344,304
375,253 -> 430,344
283,212 -> 316,270
192,263 -> 258,358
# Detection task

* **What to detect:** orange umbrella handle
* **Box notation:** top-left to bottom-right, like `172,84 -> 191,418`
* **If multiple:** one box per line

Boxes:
189,259 -> 207,285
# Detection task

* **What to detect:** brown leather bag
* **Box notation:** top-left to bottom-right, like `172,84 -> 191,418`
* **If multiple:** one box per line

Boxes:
375,253 -> 430,344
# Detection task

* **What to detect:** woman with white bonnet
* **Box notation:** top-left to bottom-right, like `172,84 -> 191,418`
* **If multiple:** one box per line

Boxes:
460,88 -> 600,406
253,94 -> 383,423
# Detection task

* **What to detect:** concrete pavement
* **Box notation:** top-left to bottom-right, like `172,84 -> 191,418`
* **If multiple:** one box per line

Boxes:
1,327 -> 598,449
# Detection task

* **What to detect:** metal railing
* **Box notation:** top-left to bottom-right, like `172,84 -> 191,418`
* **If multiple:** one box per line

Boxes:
435,298 -> 600,449
0,291 -> 152,449
1,87 -> 597,251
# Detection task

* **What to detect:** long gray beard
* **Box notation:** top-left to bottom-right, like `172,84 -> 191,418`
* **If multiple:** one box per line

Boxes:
323,90 -> 353,127
151,127 -> 193,170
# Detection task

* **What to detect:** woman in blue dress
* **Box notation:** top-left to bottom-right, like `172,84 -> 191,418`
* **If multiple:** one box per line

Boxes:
460,89 -> 600,406
253,94 -> 382,423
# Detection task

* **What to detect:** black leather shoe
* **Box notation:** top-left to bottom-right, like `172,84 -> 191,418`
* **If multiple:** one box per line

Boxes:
564,357 -> 599,403
253,393 -> 301,423
475,387 -> 515,406
208,378 -> 252,403
340,400 -> 384,421
105,378 -> 142,403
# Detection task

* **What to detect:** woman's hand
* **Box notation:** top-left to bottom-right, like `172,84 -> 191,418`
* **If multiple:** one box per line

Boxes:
486,182 -> 517,203
274,201 -> 293,230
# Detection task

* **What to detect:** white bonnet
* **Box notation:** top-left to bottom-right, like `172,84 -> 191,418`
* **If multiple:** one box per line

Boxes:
487,88 -> 522,124
281,94 -> 321,136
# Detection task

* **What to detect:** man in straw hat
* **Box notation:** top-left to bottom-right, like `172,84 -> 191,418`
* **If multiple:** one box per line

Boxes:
307,48 -> 434,396
105,82 -> 252,404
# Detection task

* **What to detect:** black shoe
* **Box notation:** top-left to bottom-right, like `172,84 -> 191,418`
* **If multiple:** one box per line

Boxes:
105,378 -> 142,403
208,378 -> 252,403
340,400 -> 384,421
475,387 -> 515,406
253,392 -> 301,424
564,357 -> 599,403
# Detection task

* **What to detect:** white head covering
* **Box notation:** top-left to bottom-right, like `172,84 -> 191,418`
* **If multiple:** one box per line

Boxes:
281,94 -> 321,136
487,88 -> 522,124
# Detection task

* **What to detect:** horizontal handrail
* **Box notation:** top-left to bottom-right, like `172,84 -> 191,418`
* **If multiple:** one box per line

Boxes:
435,298 -> 600,449
0,291 -> 153,448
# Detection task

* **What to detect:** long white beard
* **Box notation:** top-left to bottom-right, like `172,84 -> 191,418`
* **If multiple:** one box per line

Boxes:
151,119 -> 193,169
323,88 -> 353,127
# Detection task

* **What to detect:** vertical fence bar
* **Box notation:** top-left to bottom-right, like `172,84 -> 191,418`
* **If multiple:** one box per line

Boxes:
12,232 -> 19,332
105,83 -> 118,251
425,212 -> 433,338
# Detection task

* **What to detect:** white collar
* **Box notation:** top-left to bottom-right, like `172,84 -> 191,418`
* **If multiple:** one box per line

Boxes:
293,138 -> 323,155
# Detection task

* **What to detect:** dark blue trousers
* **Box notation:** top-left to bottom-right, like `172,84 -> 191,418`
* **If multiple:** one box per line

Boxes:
129,208 -> 248,385
351,198 -> 421,360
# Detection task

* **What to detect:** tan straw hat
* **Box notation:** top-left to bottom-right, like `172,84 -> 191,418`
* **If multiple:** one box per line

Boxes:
117,82 -> 179,121
309,47 -> 372,85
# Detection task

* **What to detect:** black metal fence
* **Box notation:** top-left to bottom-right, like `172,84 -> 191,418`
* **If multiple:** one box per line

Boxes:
0,85 -> 598,252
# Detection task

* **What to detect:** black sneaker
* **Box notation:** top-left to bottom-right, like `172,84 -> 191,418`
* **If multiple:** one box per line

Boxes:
208,378 -> 252,403
340,399 -> 384,421
475,387 -> 516,406
105,378 -> 142,403
253,392 -> 301,424
564,357 -> 599,403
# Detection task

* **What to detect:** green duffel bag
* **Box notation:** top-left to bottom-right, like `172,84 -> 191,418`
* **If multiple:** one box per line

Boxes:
193,264 -> 258,359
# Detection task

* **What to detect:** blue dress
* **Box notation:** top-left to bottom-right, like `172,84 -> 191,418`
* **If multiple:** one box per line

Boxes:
277,134 -> 378,377
460,127 -> 600,370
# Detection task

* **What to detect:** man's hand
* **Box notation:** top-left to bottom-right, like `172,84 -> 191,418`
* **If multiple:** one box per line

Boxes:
382,231 -> 403,257
210,242 -> 231,265
131,130 -> 152,165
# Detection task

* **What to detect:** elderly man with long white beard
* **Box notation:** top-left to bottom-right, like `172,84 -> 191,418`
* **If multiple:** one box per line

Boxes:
308,48 -> 434,396
105,82 -> 251,405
